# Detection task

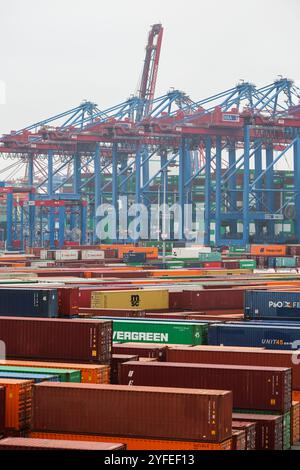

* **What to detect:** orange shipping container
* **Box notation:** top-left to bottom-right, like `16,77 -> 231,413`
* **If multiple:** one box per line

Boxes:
29,432 -> 232,450
250,245 -> 287,256
293,391 -> 300,401
0,379 -> 33,430
0,360 -> 109,385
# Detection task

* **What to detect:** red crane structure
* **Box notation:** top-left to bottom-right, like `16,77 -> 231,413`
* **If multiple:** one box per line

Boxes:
137,24 -> 164,120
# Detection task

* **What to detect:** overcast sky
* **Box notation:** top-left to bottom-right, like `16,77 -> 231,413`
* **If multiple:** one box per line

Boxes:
0,0 -> 299,134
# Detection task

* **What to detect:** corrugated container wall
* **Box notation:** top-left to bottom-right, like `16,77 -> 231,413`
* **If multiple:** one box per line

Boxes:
31,383 -> 232,443
0,317 -> 112,363
120,361 -> 291,412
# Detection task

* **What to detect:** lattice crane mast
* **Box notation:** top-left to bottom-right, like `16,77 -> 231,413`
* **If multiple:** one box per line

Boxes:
136,24 -> 164,121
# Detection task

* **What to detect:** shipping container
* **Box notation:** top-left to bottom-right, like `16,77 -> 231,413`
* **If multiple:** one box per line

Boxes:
291,401 -> 300,445
231,430 -> 246,450
198,252 -> 221,262
123,252 -> 147,264
166,346 -> 300,390
0,372 -> 59,383
275,257 -> 296,268
0,386 -> 5,433
182,289 -> 244,311
245,290 -> 300,320
232,413 -> 283,450
112,343 -> 167,361
250,245 -> 287,256
0,360 -> 109,385
54,250 -> 79,261
0,437 -> 126,450
91,289 -> 169,310
106,319 -> 208,345
208,323 -> 300,350
80,250 -> 105,260
57,287 -> 79,317
0,317 -> 112,364
0,378 -> 33,430
111,354 -> 139,384
0,365 -> 81,382
29,432 -> 232,450
232,421 -> 256,450
0,288 -> 58,318
239,260 -> 257,269
32,383 -> 232,442
120,361 -> 291,412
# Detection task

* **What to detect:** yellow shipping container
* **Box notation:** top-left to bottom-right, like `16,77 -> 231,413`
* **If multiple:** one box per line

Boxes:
91,289 -> 169,310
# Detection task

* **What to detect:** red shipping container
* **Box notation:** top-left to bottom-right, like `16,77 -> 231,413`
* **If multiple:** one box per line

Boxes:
57,287 -> 79,317
111,354 -> 139,384
112,343 -> 167,361
182,289 -> 244,310
120,361 -> 291,412
0,317 -> 112,364
231,430 -> 246,450
233,413 -> 283,450
222,261 -> 240,269
32,382 -> 232,443
232,421 -> 256,450
165,346 -> 300,390
203,262 -> 222,268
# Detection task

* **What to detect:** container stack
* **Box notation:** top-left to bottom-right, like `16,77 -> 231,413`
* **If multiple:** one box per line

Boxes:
0,243 -> 300,450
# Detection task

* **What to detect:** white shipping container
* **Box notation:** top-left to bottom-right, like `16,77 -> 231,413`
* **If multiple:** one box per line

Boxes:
80,250 -> 105,260
40,250 -> 48,260
54,250 -> 79,261
172,247 -> 211,258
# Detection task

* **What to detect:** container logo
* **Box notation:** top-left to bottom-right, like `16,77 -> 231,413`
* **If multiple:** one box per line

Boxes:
131,295 -> 140,307
113,331 -> 169,343
268,300 -> 300,309
261,338 -> 285,345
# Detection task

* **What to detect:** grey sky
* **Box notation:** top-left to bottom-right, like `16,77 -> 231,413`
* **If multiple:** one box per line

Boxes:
0,0 -> 299,134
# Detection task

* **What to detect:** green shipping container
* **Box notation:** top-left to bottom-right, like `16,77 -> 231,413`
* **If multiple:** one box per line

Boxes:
198,252 -> 222,262
239,260 -> 257,269
94,318 -> 208,345
229,246 -> 248,253
275,257 -> 296,268
0,365 -> 81,383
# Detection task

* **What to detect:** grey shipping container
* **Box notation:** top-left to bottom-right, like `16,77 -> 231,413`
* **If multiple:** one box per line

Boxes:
0,288 -> 58,318
245,290 -> 300,320
32,382 -> 233,442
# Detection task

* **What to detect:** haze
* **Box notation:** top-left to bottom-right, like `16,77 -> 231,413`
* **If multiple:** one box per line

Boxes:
0,0 -> 299,134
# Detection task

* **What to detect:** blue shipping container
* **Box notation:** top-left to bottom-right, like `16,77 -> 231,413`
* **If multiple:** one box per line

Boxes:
0,372 -> 59,383
208,323 -> 300,350
245,290 -> 300,320
0,288 -> 58,318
